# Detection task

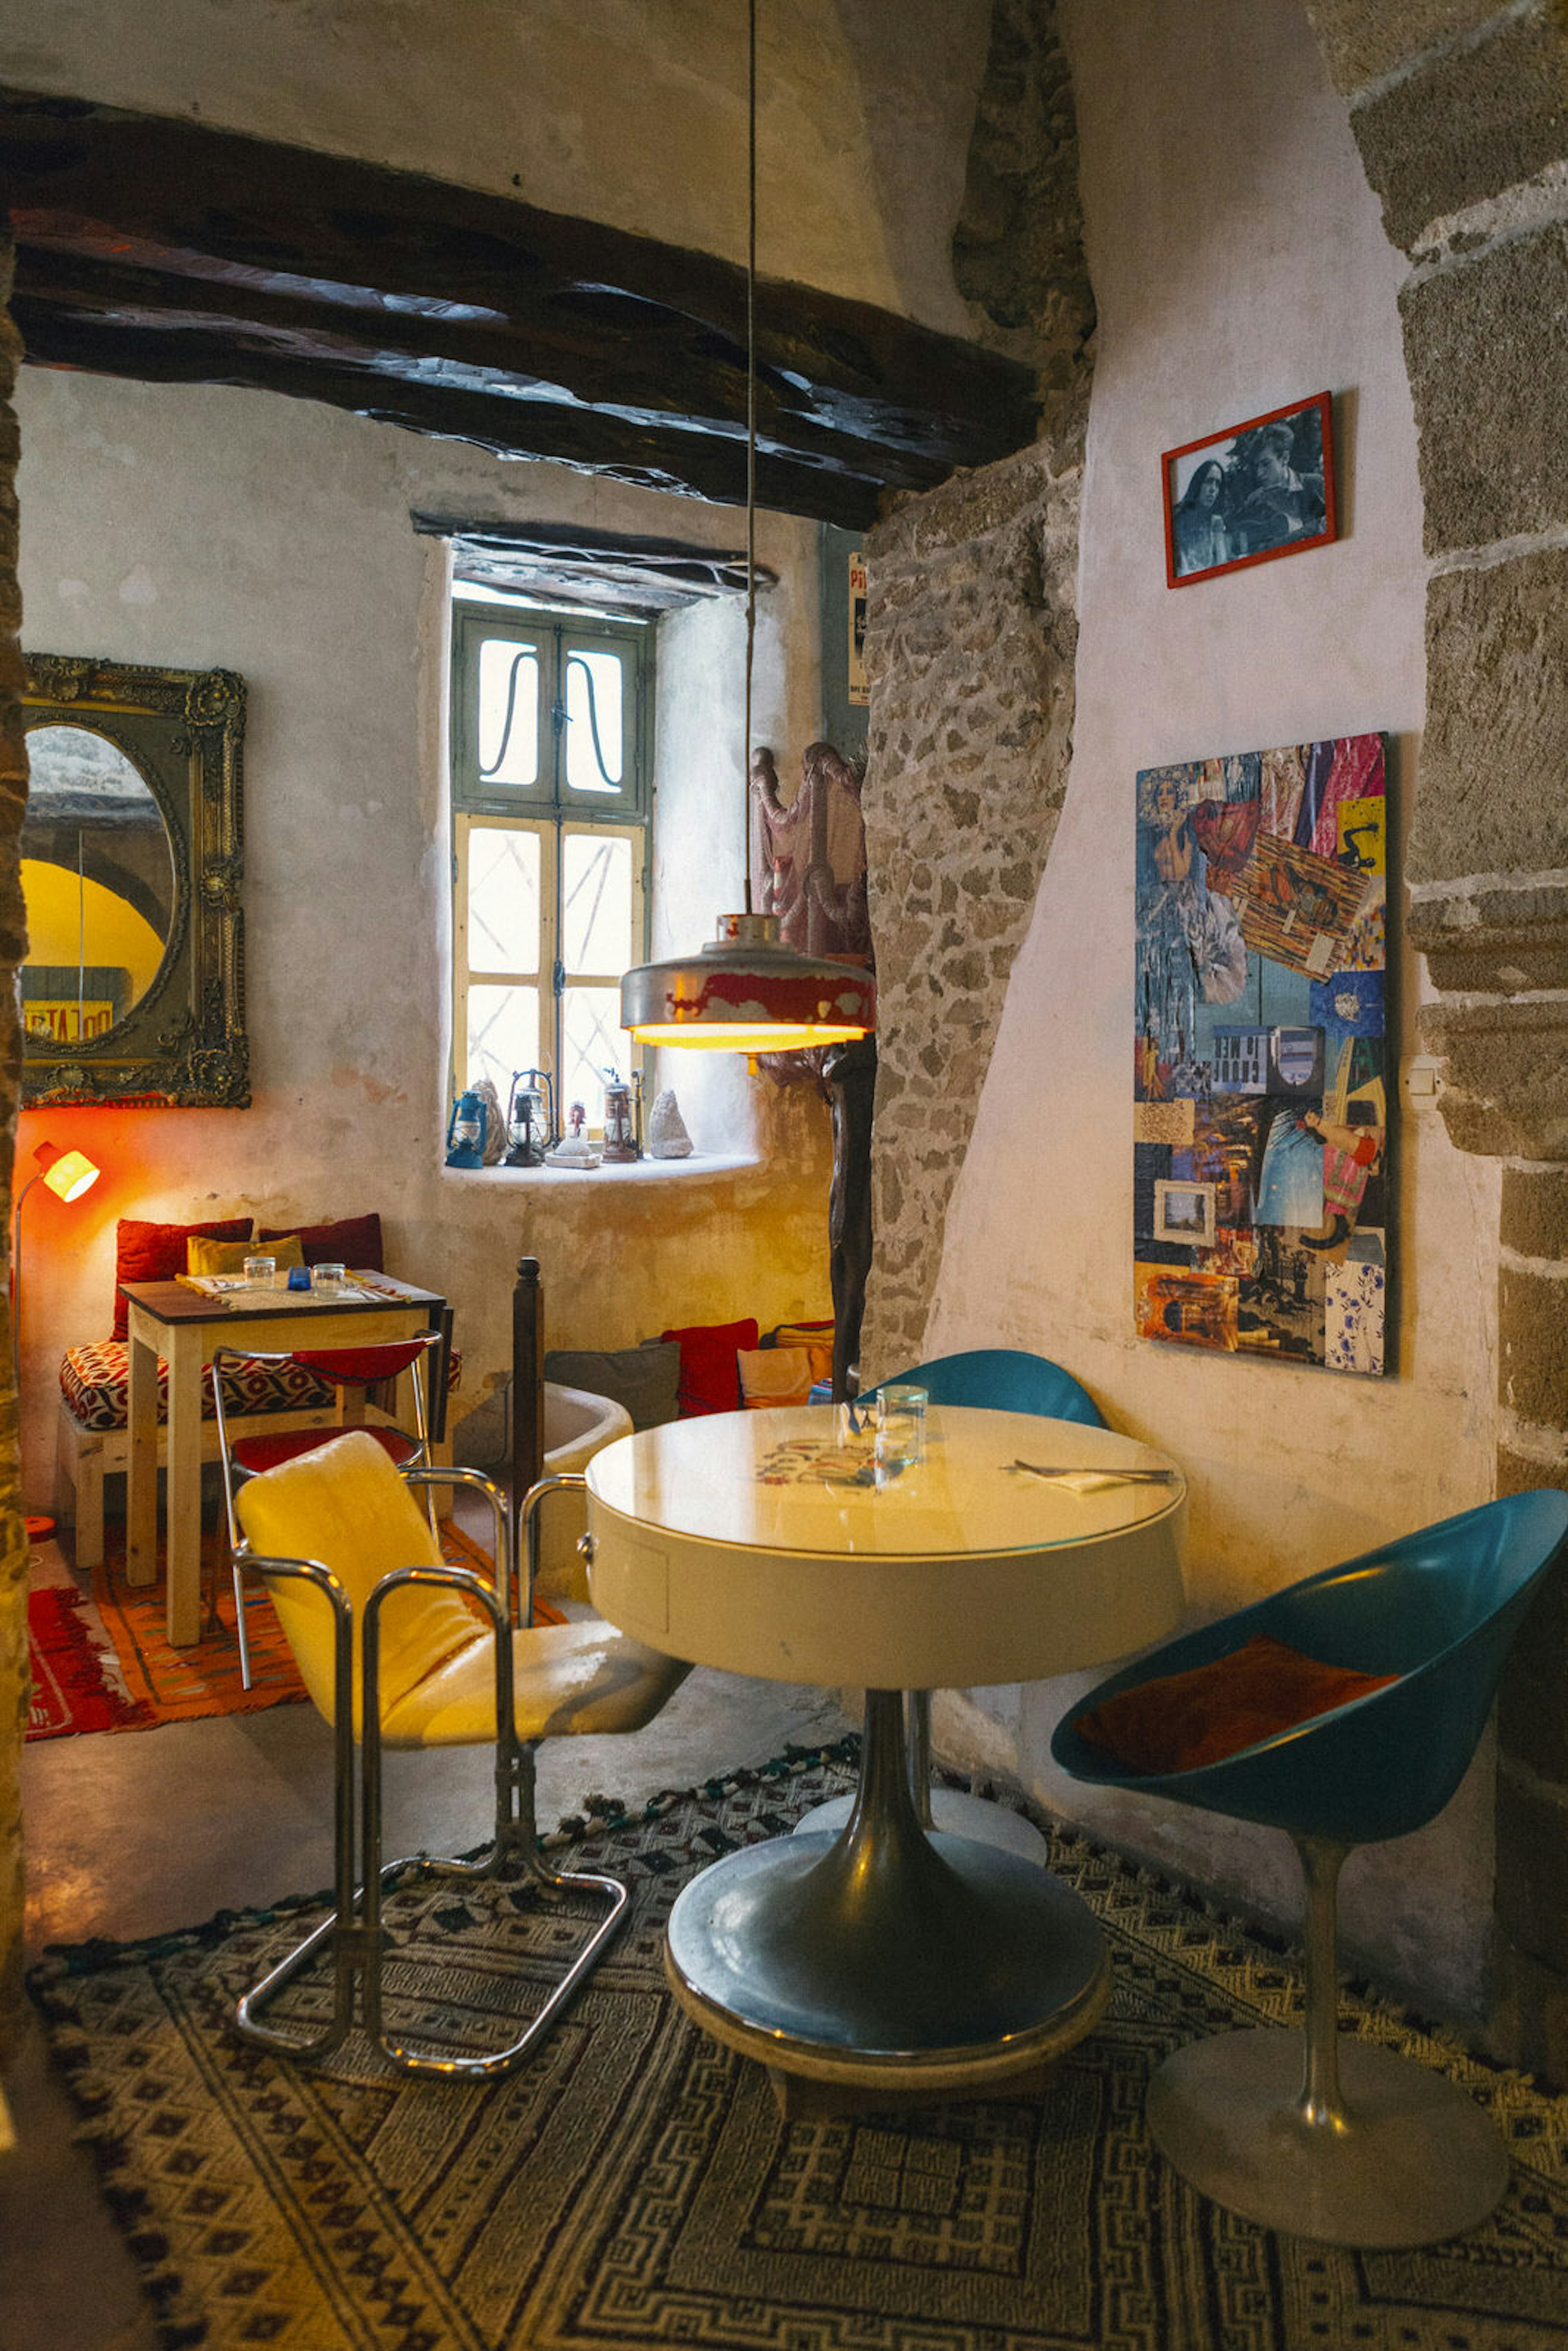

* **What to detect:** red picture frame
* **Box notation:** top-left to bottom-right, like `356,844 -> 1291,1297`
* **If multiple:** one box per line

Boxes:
1162,392 -> 1337,590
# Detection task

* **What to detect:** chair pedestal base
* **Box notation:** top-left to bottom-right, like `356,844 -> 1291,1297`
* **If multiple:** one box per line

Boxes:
1148,2026 -> 1509,2249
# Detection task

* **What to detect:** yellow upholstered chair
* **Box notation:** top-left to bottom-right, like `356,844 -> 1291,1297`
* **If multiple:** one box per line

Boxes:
232,1429 -> 690,2078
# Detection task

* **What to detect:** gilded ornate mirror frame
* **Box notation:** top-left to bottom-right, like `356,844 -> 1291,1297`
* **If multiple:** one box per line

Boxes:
20,652 -> 249,1107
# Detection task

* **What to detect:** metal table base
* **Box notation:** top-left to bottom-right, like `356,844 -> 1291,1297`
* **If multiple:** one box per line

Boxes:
666,1691 -> 1110,2092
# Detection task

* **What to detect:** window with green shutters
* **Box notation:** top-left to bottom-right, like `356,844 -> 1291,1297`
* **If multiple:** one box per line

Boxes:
450,595 -> 651,1127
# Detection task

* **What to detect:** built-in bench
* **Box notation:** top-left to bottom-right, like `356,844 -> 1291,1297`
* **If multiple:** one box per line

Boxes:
54,1208 -> 461,1568
55,1340 -> 462,1568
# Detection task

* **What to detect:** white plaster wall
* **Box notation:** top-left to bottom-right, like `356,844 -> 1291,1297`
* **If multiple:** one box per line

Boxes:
924,0 -> 1503,2018
0,0 -> 987,332
14,368 -> 834,1496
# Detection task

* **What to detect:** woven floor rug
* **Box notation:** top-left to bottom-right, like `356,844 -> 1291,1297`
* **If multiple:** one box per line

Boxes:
29,1743 -> 1568,2351
89,1521 -> 561,1727
25,1582 -> 153,1739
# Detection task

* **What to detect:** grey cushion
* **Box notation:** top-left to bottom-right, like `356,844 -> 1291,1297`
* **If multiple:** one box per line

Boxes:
543,1341 -> 681,1432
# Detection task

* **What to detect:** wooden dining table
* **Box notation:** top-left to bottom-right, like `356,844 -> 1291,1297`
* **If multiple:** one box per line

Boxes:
118,1275 -> 445,1649
583,1403 -> 1187,2108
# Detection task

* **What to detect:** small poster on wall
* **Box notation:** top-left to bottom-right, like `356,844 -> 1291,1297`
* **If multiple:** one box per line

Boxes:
848,550 -> 869,708
1163,392 -> 1336,588
1134,733 -> 1388,1376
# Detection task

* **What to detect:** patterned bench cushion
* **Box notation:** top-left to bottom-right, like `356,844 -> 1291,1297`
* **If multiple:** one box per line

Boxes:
60,1340 -> 462,1434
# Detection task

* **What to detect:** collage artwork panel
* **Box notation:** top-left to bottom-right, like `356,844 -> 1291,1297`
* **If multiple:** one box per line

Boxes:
1134,734 -> 1388,1376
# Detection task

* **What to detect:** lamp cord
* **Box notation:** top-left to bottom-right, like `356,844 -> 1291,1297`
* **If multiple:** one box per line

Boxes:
743,0 -> 757,916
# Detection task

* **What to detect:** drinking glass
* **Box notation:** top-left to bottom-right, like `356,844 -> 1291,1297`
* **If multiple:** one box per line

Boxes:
313,1261 -> 347,1297
875,1383 -> 928,1470
242,1255 -> 276,1289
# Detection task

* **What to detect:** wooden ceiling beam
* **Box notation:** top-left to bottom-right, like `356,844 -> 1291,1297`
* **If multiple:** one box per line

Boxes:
0,88 -> 1040,526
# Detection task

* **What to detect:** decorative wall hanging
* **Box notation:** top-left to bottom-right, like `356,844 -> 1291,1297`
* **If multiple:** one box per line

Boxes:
1163,392 -> 1336,588
20,652 -> 248,1108
1134,732 -> 1388,1376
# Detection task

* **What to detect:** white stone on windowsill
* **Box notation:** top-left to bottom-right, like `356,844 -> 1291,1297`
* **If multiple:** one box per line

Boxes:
437,1151 -> 757,1186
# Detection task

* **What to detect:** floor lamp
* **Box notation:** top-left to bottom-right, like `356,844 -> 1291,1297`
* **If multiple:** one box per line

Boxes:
12,1140 -> 101,1539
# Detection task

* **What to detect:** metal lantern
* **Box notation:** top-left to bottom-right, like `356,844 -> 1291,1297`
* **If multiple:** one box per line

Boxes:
503,1067 -> 555,1168
601,1069 -> 640,1163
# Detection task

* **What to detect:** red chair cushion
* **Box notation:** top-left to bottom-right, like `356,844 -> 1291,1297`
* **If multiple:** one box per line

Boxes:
1072,1632 -> 1398,1776
257,1212 -> 383,1271
113,1217 -> 252,1340
659,1318 -> 760,1416
232,1424 -> 420,1475
290,1340 -> 433,1384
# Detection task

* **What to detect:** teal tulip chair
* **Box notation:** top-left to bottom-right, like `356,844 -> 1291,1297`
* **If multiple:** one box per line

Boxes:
865,1347 -> 1106,1430
1051,1487 -> 1568,2248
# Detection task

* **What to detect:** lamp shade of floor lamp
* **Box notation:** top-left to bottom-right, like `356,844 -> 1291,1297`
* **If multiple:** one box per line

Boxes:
12,1141 -> 101,1538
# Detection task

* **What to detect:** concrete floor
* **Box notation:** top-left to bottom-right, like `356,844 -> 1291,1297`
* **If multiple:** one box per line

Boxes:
0,1512 -> 852,2351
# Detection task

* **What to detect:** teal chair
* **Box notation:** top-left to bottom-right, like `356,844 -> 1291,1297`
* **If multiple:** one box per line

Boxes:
1051,1487 -> 1568,2249
865,1347 -> 1106,1431
855,1349 -> 1106,1853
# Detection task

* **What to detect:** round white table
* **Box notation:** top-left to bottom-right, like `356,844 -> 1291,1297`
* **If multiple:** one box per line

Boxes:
584,1405 -> 1186,2097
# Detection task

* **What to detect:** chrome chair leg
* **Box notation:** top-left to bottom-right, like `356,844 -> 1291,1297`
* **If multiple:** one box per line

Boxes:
234,1558 -> 359,2060
358,1549 -> 628,2081
1147,1833 -> 1511,2248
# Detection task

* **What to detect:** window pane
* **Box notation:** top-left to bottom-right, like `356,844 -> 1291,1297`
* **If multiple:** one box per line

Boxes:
476,638 -> 541,787
562,984 -> 626,1116
561,831 -> 634,975
467,984 -> 540,1102
564,649 -> 624,794
467,826 -> 541,974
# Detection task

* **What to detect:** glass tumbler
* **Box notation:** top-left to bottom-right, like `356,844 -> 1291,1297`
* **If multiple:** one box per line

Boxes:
242,1255 -> 276,1289
875,1383 -> 928,1470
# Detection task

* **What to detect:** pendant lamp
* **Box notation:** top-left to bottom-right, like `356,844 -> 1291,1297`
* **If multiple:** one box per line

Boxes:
619,0 -> 875,1055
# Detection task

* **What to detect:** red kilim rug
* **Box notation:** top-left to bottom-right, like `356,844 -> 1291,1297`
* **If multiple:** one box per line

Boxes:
26,1583 -> 154,1741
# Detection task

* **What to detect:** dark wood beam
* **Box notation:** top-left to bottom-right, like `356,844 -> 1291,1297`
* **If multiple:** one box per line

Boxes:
414,514 -> 772,612
0,88 -> 1040,527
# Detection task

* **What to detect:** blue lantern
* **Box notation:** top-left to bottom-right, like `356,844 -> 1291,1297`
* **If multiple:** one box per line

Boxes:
445,1089 -> 488,1169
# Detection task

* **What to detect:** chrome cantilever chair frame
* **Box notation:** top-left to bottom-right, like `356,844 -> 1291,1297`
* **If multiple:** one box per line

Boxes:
234,1465 -> 629,2079
212,1331 -> 444,1688
1051,1486 -> 1568,2249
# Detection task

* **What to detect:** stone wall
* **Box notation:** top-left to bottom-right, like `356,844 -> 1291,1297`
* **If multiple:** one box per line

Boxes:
0,234 -> 29,2057
859,0 -> 1093,1381
1305,0 -> 1568,2081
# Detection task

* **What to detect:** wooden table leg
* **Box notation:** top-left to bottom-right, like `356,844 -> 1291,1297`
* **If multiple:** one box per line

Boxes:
165,1322 -> 205,1647
126,1319 -> 159,1588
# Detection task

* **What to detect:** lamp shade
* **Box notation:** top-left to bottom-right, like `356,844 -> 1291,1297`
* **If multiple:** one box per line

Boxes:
621,913 -> 875,1052
35,1142 -> 100,1204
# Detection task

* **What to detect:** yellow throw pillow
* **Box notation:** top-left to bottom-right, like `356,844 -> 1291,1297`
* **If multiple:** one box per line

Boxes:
187,1233 -> 304,1276
738,1346 -> 814,1409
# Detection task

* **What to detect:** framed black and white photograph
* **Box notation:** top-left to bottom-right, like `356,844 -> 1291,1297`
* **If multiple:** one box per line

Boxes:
1163,392 -> 1336,588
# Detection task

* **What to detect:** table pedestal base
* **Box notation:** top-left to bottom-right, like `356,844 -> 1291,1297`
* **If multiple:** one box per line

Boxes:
794,1787 -> 1050,1865
666,1692 -> 1110,2098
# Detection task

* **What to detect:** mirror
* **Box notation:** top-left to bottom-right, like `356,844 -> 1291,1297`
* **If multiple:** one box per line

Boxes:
20,653 -> 249,1107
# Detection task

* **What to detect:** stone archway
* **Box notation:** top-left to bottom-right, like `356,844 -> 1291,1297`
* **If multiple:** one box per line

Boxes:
1303,0 -> 1568,2080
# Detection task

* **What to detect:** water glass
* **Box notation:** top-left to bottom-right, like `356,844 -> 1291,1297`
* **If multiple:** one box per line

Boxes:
242,1255 -> 276,1289
313,1261 -> 347,1297
875,1383 -> 928,1470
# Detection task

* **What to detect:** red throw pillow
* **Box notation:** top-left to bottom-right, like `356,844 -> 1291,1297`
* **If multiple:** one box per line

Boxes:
660,1318 -> 760,1416
114,1216 -> 252,1339
258,1212 -> 384,1272
1073,1632 -> 1397,1777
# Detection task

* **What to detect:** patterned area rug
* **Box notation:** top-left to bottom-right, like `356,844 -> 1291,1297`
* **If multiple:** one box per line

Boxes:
25,1583 -> 153,1739
89,1521 -> 559,1727
30,1744 -> 1568,2351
